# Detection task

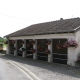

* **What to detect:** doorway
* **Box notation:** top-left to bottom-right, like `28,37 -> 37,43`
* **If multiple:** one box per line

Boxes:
52,39 -> 67,64
26,40 -> 33,58
37,39 -> 48,61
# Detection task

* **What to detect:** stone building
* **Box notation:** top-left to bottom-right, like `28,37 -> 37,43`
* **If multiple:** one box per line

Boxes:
5,18 -> 80,66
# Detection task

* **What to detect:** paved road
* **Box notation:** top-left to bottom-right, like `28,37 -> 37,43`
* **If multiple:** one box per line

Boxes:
0,54 -> 80,80
0,56 -> 31,80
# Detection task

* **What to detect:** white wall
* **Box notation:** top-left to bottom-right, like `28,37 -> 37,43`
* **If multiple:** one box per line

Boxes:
75,30 -> 80,60
67,30 -> 80,66
8,33 -> 79,66
67,29 -> 80,66
67,47 -> 76,66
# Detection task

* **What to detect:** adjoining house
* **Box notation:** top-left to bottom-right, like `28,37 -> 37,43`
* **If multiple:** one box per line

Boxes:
5,18 -> 80,66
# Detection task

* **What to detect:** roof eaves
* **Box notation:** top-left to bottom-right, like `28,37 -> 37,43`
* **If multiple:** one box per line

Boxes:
7,30 -> 74,37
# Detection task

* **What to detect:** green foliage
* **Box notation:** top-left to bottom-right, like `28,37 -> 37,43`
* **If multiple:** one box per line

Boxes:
0,37 -> 6,44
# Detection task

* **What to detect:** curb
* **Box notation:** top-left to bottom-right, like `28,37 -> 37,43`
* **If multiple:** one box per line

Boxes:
7,60 -> 41,80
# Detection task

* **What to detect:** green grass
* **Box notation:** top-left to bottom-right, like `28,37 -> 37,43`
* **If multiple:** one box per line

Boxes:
0,38 -> 6,44
3,44 -> 6,47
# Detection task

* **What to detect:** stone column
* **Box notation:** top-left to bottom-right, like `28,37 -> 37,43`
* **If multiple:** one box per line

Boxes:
14,40 -> 17,56
33,39 -> 37,60
22,39 -> 26,58
48,39 -> 53,62
6,39 -> 10,54
67,47 -> 77,66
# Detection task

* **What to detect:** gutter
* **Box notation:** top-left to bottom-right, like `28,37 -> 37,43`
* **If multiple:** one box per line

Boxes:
5,30 -> 74,38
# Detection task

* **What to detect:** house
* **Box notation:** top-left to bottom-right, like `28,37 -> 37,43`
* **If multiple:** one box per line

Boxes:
5,18 -> 80,66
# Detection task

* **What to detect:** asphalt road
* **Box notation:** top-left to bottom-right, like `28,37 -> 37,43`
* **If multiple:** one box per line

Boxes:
0,57 -> 31,80
0,53 -> 80,80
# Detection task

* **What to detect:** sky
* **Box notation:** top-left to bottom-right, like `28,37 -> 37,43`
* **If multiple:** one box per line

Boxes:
0,0 -> 80,37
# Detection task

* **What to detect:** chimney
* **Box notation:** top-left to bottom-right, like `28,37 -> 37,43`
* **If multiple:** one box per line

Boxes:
60,18 -> 63,20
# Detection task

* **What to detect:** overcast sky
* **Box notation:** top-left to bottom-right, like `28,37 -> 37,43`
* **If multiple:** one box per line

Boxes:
0,0 -> 80,37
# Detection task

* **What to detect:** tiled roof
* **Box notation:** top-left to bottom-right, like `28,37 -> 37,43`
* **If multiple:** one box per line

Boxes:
6,18 -> 80,37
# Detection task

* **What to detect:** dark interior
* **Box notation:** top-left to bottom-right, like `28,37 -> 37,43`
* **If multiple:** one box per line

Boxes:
26,40 -> 33,58
17,40 -> 23,56
37,39 -> 48,61
9,40 -> 14,55
52,39 -> 67,64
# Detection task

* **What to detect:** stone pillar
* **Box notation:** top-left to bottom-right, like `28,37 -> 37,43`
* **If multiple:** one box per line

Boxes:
22,39 -> 26,58
67,47 -> 77,66
33,39 -> 37,60
6,39 -> 10,54
48,39 -> 53,62
14,40 -> 17,56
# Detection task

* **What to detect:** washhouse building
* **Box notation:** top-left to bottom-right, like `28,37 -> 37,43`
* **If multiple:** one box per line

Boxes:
5,18 -> 80,66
